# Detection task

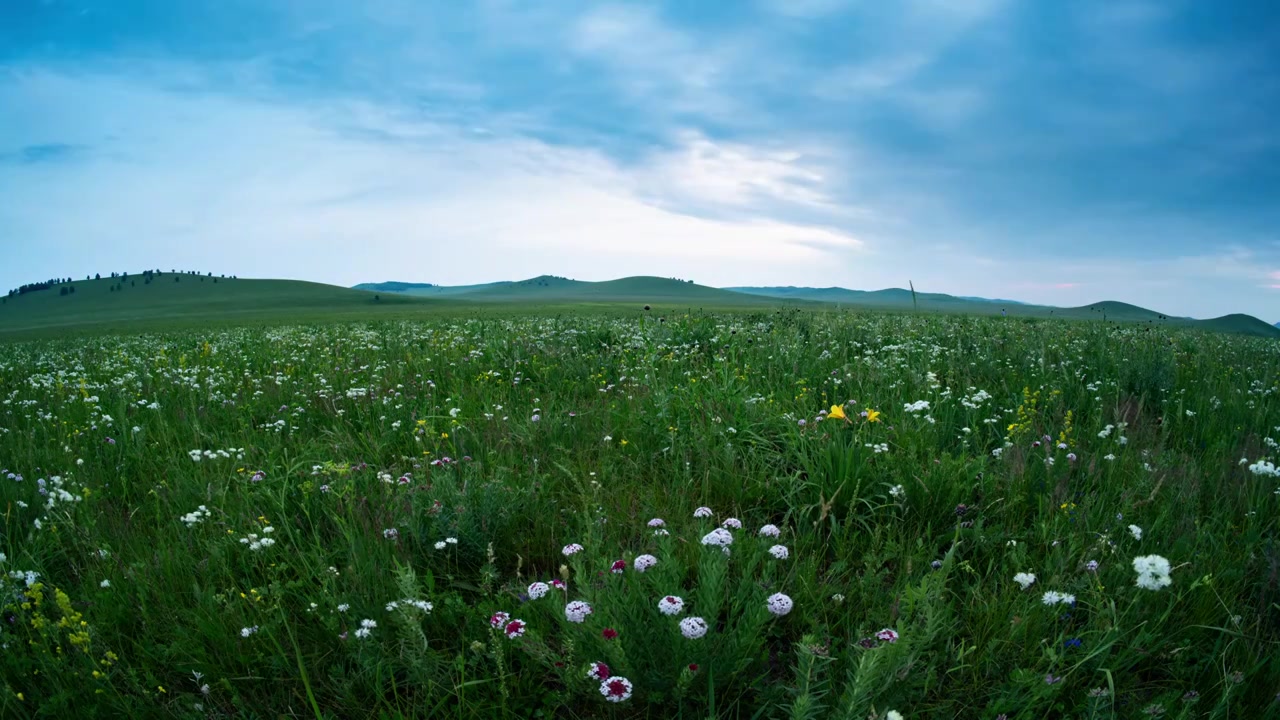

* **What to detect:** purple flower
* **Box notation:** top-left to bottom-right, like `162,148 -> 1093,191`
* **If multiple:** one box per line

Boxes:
105,437 -> 115,445
1045,673 -> 1062,685
1067,453 -> 1078,462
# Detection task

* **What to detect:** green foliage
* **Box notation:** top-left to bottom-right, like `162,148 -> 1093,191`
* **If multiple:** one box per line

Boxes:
0,312 -> 1278,717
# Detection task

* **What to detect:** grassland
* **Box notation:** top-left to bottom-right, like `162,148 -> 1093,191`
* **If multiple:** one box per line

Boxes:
2,309 -> 1279,718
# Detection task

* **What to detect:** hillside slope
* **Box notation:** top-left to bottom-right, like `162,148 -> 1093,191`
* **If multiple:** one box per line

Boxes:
0,275 -> 425,336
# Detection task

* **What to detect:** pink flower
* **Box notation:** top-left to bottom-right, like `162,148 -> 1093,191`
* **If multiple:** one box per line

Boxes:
876,628 -> 899,643
504,619 -> 526,639
489,611 -> 510,628
602,627 -> 618,640
586,661 -> 611,681
550,579 -> 566,590
562,543 -> 584,556
610,560 -> 626,574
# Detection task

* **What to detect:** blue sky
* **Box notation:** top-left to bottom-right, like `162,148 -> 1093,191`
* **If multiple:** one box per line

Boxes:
2,0 -> 1279,319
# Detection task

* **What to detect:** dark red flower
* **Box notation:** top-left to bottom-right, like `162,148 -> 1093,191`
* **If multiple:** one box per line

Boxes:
610,560 -> 626,574
688,664 -> 699,672
602,627 -> 619,640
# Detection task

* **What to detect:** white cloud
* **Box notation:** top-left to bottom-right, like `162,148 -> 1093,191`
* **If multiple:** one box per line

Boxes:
0,68 -> 861,290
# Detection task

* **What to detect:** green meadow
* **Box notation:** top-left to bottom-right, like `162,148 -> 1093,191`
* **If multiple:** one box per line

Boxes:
1,282 -> 1280,718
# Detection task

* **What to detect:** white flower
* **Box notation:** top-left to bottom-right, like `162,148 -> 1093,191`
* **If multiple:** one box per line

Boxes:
599,676 -> 633,703
679,616 -> 708,639
527,582 -> 550,600
1128,524 -> 1143,541
337,603 -> 350,613
1013,572 -> 1036,590
766,592 -> 793,616
434,541 -> 446,550
887,711 -> 904,720
1041,591 -> 1075,606
240,626 -> 258,637
633,554 -> 658,572
768,545 -> 789,560
100,579 -> 110,588
758,524 -> 781,538
658,595 -> 685,615
888,484 -> 904,498
700,528 -> 733,547
445,537 -> 458,545
1133,554 -> 1172,591
565,600 -> 593,623
831,593 -> 845,603
647,518 -> 665,527
562,543 -> 584,556
693,506 -> 713,518
721,517 -> 742,529
653,528 -> 669,536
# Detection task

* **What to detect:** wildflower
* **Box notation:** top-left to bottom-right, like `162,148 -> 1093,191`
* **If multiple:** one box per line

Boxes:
831,593 -> 846,603
562,543 -> 584,556
1041,591 -> 1075,606
647,518 -> 665,527
931,560 -> 943,570
550,579 -> 566,590
565,600 -> 593,623
504,619 -> 526,639
701,528 -> 733,547
527,582 -> 550,600
445,537 -> 458,545
1064,638 -> 1083,649
100,579 -> 110,588
653,528 -> 669,536
382,528 -> 398,540
865,408 -> 881,423
1085,560 -> 1099,572
828,404 -> 846,421
599,676 -> 633,703
887,712 -> 904,720
337,603 -> 350,613
586,661 -> 611,680
759,524 -> 781,538
602,627 -> 618,640
658,595 -> 685,615
489,612 -> 510,628
766,592 -> 793,616
1129,525 -> 1143,541
530,414 -> 540,422
1045,673 -> 1062,685
1013,572 -> 1036,590
693,506 -> 713,518
1133,554 -> 1172,590
355,619 -> 376,638
679,616 -> 709,639
769,545 -> 789,559
876,628 -> 899,643
722,517 -> 742,529
240,626 -> 258,637
798,419 -> 806,427
434,541 -> 446,550
633,554 -> 658,572
610,559 -> 626,574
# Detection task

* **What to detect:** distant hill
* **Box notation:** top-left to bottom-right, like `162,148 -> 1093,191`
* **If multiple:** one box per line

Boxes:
443,275 -> 779,305
0,275 -> 427,337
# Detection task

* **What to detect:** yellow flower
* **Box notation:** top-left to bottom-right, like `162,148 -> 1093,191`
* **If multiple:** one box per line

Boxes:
828,405 -> 846,421
865,408 -> 881,423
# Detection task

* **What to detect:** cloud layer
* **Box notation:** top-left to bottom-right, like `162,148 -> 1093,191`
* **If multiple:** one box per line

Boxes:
2,0 -> 1278,319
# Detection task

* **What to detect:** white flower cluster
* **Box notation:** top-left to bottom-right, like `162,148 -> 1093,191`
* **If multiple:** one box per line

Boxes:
385,598 -> 434,613
903,400 -> 931,414
562,543 -> 584,556
766,592 -> 793,616
679,616 -> 708,639
527,582 -> 550,599
633,554 -> 658,572
768,545 -> 789,560
758,524 -> 781,538
658,596 -> 685,616
700,528 -> 733,547
187,448 -> 245,462
239,527 -> 276,551
1248,460 -> 1279,477
1041,591 -> 1075,606
564,600 -> 593,623
1013,572 -> 1036,590
181,505 -> 212,526
354,618 -> 376,638
1133,554 -> 1172,591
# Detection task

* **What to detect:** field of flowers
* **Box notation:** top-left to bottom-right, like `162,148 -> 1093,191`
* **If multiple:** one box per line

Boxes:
2,310 -> 1279,718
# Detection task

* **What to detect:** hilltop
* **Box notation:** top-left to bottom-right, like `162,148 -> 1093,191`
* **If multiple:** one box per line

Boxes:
0,274 -> 426,337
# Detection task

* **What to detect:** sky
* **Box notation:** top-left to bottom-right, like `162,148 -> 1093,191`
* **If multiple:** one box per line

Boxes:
2,0 -> 1280,320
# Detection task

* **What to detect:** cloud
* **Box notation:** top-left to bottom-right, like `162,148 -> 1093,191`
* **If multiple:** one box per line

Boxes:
0,67 -> 862,290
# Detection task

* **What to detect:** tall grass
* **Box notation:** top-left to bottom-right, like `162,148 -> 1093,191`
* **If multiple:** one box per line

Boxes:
1,311 -> 1278,717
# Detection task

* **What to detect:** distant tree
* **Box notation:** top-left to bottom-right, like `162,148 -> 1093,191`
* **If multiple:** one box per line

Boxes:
374,295 -> 380,302
60,287 -> 68,296
95,273 -> 101,280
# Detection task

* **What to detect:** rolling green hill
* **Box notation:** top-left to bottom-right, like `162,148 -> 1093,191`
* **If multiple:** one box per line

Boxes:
0,275 -> 429,337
